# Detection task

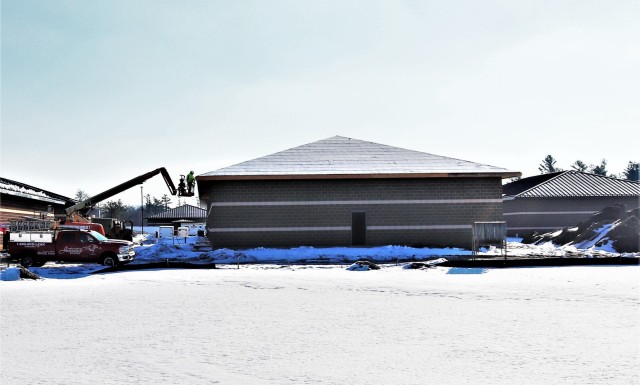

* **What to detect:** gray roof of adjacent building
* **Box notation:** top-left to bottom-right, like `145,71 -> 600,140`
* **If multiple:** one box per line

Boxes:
503,171 -> 640,198
199,136 -> 519,180
147,204 -> 207,219
0,177 -> 74,205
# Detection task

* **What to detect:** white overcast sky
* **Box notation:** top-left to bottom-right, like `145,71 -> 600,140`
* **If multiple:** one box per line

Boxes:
2,0 -> 639,206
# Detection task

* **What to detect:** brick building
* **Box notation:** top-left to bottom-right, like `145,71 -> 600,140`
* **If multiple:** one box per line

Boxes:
196,136 -> 519,249
0,177 -> 74,223
503,171 -> 640,236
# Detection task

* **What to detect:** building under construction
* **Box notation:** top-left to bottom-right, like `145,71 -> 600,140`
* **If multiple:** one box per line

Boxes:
196,136 -> 520,249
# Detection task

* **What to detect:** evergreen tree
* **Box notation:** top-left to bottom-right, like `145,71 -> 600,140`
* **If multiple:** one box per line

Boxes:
622,161 -> 639,181
538,155 -> 562,174
74,189 -> 90,202
570,160 -> 588,172
589,159 -> 608,176
153,197 -> 164,212
144,194 -> 165,216
160,194 -> 173,210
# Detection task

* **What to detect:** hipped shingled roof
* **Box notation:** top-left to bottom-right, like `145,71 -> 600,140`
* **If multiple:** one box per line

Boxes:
503,171 -> 640,198
198,136 -> 519,180
147,204 -> 206,220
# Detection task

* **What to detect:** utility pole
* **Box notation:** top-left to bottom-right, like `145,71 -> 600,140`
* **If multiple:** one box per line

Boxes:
141,185 -> 144,235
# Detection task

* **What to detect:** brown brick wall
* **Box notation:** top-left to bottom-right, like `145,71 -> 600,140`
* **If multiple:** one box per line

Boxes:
201,178 -> 504,249
0,194 -> 66,223
504,196 -> 640,237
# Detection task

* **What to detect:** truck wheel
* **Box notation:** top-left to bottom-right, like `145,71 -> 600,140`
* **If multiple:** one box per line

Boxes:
102,254 -> 118,267
20,255 -> 35,268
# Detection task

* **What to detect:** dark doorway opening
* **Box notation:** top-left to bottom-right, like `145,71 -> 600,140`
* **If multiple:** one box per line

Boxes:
352,212 -> 366,246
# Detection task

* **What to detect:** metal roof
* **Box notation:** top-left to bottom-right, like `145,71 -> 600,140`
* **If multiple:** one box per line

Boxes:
502,172 -> 563,197
0,177 -> 74,205
147,204 -> 207,219
199,136 -> 519,179
503,171 -> 640,198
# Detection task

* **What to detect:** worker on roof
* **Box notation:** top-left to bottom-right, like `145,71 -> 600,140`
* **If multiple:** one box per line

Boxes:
186,171 -> 195,194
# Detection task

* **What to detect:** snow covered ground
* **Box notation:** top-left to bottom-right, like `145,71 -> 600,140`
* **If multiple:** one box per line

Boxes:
1,237 -> 639,384
3,233 -> 635,282
1,263 -> 638,385
125,234 -> 640,267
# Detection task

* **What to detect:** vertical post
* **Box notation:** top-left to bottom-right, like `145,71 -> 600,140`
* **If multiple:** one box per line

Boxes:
141,185 -> 144,235
503,239 -> 507,261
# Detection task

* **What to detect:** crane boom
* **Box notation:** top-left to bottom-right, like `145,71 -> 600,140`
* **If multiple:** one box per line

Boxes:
65,167 -> 192,219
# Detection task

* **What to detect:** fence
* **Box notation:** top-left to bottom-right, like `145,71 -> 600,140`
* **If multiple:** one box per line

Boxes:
472,221 -> 507,257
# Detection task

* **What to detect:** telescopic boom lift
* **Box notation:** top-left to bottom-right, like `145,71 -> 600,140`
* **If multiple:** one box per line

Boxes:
65,167 -> 194,220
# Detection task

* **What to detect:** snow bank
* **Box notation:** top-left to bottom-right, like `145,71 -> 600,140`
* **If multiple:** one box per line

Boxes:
346,261 -> 380,271
0,267 -> 20,281
5,232 -> 636,282
132,235 -> 472,265
130,232 -> 639,269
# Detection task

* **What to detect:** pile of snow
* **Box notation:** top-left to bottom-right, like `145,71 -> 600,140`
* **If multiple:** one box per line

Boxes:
0,267 -> 20,281
133,234 -> 472,265
481,240 -> 619,258
523,205 -> 640,253
402,258 -> 448,269
130,230 -> 639,268
346,261 -> 381,271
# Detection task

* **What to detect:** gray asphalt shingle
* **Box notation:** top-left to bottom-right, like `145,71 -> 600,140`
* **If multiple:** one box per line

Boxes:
200,136 -> 517,178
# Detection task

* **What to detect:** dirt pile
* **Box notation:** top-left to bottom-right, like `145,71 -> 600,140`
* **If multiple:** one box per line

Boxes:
606,208 -> 640,252
522,205 -> 640,253
346,261 -> 381,271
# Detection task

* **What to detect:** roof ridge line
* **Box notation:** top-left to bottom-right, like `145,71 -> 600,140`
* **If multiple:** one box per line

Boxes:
208,137 -> 341,173
333,136 -> 511,170
514,170 -> 570,197
514,170 -> 640,198
577,170 -> 640,184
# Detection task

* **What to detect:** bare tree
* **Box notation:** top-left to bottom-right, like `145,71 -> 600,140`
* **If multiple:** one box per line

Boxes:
102,199 -> 128,219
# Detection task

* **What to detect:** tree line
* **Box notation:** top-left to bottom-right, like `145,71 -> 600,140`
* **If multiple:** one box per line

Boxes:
537,156 -> 639,181
73,191 -> 186,225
